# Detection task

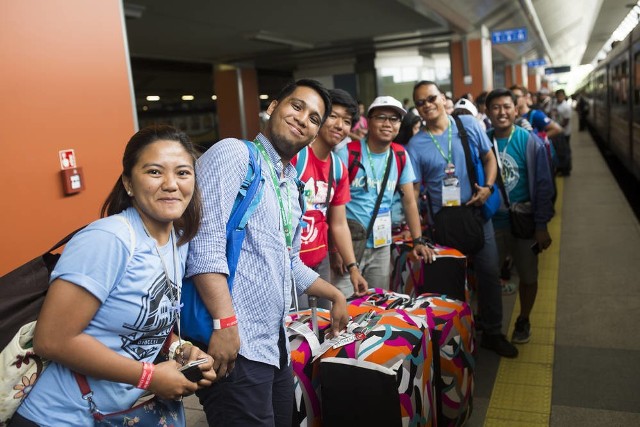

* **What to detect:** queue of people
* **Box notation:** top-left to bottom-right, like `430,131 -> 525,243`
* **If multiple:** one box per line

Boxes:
10,78 -> 565,427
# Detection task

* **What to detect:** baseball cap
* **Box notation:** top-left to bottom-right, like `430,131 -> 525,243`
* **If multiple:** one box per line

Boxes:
367,96 -> 406,117
538,87 -> 550,95
453,98 -> 478,117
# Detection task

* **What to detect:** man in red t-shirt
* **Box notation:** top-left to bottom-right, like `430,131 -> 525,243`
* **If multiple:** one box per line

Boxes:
292,89 -> 367,304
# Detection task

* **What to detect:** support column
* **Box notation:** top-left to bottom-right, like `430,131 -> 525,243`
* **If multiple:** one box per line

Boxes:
527,72 -> 541,93
504,62 -> 528,88
214,65 -> 260,140
450,27 -> 493,98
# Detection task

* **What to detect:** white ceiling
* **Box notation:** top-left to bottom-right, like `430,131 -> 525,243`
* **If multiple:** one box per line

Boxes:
122,0 -> 636,100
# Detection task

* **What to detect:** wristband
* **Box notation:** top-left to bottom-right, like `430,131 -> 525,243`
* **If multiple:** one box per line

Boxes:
346,262 -> 359,272
212,315 -> 238,330
136,362 -> 155,390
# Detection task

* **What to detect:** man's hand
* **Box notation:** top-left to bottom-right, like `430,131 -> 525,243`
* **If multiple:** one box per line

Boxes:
535,229 -> 552,251
349,268 -> 368,296
412,243 -> 437,264
207,325 -> 240,379
328,293 -> 349,338
467,184 -> 492,206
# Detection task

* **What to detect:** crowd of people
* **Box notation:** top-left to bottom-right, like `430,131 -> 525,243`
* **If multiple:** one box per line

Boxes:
11,78 -> 573,427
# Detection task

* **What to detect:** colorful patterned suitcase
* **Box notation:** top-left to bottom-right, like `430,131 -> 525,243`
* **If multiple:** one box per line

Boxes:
319,308 -> 435,427
390,243 -> 469,303
408,294 -> 475,426
286,309 -> 332,427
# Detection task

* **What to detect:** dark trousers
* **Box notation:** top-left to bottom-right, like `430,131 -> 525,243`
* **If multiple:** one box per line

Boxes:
7,413 -> 39,427
196,354 -> 294,427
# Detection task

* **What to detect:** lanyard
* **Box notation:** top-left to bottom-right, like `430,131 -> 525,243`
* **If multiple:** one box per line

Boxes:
493,126 -> 515,173
254,139 -> 293,249
363,138 -> 390,194
427,116 -> 453,164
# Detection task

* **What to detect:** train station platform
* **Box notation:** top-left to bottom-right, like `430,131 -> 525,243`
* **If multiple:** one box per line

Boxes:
183,112 -> 640,426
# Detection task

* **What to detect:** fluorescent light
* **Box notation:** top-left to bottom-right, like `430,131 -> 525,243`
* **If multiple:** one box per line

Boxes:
146,95 -> 160,101
211,95 -> 218,100
181,95 -> 195,101
124,3 -> 145,19
250,31 -> 314,49
259,94 -> 269,100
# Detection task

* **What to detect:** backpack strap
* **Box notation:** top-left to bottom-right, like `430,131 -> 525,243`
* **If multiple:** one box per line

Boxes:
452,115 -> 479,192
329,151 -> 343,183
347,141 -> 364,184
390,142 -> 407,196
294,146 -> 308,178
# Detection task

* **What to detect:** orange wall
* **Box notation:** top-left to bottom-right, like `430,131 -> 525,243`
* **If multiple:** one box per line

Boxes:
0,0 -> 136,275
450,39 -> 486,99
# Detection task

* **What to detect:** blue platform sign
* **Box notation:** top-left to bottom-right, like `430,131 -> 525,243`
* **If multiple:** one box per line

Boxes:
491,28 -> 528,44
527,58 -> 546,68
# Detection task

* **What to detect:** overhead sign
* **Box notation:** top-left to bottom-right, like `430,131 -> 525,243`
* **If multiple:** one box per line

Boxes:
527,58 -> 546,68
545,66 -> 571,75
491,28 -> 527,44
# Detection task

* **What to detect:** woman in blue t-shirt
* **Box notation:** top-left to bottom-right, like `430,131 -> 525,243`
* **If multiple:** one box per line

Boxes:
14,126 -> 216,426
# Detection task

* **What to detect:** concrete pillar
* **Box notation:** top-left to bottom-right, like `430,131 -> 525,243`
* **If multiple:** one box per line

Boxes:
450,29 -> 493,98
214,65 -> 260,140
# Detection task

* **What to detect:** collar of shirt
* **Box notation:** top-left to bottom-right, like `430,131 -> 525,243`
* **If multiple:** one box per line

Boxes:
255,133 -> 299,180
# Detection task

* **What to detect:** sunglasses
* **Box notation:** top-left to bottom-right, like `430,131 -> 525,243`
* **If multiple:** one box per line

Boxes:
415,94 -> 440,107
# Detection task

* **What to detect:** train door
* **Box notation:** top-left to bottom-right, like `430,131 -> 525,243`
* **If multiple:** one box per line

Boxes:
632,41 -> 640,180
610,55 -> 632,171
593,67 -> 608,146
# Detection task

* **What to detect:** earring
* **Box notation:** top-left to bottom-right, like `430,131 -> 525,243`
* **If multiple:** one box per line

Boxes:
127,190 -> 132,196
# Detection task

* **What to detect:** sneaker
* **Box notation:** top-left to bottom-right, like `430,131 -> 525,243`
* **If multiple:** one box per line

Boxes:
481,333 -> 519,358
512,317 -> 531,344
501,280 -> 517,296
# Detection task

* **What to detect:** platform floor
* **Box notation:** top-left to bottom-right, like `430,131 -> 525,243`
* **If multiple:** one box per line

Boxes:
184,114 -> 640,426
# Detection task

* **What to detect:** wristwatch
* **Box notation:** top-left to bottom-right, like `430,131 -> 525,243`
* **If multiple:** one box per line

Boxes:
412,236 -> 427,246
484,184 -> 495,194
346,262 -> 359,272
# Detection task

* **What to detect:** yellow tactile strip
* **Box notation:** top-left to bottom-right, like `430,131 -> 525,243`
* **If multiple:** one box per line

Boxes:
484,178 -> 564,427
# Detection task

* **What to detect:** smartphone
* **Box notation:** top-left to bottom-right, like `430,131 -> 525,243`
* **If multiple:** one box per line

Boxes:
530,242 -> 541,255
179,358 -> 208,382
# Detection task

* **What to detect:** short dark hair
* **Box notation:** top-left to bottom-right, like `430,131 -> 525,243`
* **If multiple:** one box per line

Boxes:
412,80 -> 443,100
395,112 -> 422,145
101,125 -> 202,246
485,88 -> 517,109
329,88 -> 359,123
273,79 -> 332,124
509,84 -> 528,95
555,89 -> 566,96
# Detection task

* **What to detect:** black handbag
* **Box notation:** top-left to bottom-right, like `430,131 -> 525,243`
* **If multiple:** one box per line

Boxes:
432,206 -> 485,255
0,228 -> 83,350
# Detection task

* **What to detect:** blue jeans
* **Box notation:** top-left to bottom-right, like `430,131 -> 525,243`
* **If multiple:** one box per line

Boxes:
196,354 -> 294,427
472,220 -> 504,335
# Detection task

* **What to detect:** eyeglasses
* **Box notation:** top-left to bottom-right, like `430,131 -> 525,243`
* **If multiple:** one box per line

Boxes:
372,114 -> 401,124
415,94 -> 440,107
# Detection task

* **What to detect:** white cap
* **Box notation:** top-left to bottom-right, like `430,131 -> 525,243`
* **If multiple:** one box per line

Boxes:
367,96 -> 406,117
538,87 -> 550,95
453,98 -> 478,117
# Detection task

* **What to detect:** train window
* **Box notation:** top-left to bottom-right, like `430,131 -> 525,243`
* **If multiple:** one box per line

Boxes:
622,61 -> 628,105
635,51 -> 640,106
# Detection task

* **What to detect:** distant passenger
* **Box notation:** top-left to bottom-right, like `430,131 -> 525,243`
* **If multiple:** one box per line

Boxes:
510,85 -> 562,139
408,80 -> 518,358
291,88 -> 367,304
554,89 -> 572,144
444,95 -> 455,115
336,96 -> 435,292
349,100 -> 368,140
485,88 -> 555,344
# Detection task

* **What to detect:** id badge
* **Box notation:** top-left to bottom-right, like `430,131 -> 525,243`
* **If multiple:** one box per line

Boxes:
442,175 -> 461,206
372,207 -> 392,248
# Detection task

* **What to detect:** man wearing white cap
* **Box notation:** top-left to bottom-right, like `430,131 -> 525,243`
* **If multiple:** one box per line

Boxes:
334,96 -> 435,292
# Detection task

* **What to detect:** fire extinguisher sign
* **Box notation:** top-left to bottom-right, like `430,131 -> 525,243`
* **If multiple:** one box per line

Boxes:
59,149 -> 77,170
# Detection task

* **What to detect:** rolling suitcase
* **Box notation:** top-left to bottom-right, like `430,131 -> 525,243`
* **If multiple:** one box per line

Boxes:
319,308 -> 435,427
408,294 -> 475,426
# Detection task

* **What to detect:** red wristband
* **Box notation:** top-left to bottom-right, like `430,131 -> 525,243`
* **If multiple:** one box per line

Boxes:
136,362 -> 154,390
212,315 -> 238,330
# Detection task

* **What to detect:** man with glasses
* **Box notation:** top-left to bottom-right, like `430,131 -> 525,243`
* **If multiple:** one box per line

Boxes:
334,96 -> 435,293
407,81 -> 518,358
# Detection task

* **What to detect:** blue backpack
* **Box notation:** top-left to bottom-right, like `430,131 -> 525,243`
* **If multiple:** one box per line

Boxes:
180,140 -> 265,344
